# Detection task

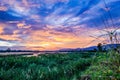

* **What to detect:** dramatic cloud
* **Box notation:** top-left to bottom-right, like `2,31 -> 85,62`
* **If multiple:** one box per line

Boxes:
0,0 -> 120,50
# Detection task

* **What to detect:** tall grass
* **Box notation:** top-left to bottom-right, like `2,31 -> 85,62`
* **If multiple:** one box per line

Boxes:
0,52 -> 93,80
82,51 -> 120,80
0,51 -> 120,80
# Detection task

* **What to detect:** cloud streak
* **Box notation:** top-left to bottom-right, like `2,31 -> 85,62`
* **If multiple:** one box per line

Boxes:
0,0 -> 120,50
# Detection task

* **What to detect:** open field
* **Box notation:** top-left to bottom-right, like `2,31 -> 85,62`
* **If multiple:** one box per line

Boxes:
0,51 -> 120,80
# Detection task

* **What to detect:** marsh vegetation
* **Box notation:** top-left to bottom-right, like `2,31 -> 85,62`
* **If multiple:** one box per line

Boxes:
0,50 -> 120,80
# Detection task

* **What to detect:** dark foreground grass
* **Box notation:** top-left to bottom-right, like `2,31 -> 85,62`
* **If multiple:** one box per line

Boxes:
0,52 -> 93,80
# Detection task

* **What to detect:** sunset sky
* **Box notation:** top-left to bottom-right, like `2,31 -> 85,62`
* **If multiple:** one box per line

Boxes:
0,0 -> 120,50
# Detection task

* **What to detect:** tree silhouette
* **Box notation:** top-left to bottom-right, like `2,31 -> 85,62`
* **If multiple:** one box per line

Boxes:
6,48 -> 11,52
97,43 -> 102,52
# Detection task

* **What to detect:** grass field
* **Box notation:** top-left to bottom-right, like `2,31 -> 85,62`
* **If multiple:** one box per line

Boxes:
0,51 -> 120,80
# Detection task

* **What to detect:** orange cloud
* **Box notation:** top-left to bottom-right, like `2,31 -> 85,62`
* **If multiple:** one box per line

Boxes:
0,6 -> 7,11
0,27 -> 4,34
22,26 -> 101,50
22,0 -> 29,7
0,34 -> 21,41
17,22 -> 31,29
0,25 -> 21,41
0,22 -> 105,50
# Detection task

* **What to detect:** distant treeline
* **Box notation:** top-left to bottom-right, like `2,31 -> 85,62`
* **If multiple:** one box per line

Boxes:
0,49 -> 106,53
0,49 -> 39,52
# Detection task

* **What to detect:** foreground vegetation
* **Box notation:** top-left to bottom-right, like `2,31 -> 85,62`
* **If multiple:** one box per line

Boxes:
0,52 -> 93,80
0,51 -> 120,80
82,51 -> 120,80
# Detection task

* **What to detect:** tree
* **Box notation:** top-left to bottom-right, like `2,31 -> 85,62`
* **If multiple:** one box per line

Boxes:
6,48 -> 11,52
97,43 -> 102,52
